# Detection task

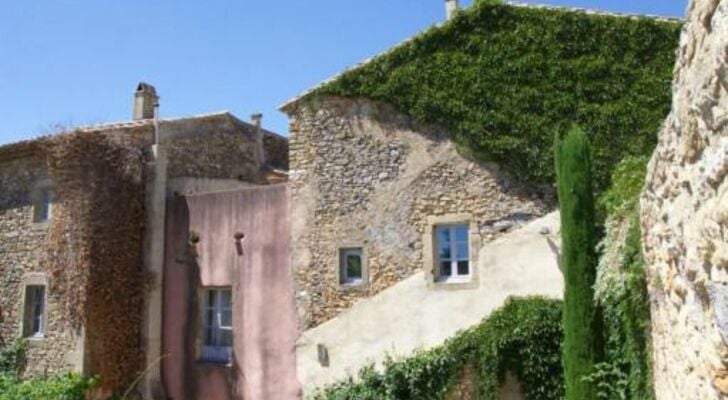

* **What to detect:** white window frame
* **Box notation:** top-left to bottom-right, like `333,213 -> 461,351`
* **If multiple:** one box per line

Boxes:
23,285 -> 46,338
200,287 -> 233,364
435,224 -> 471,282
339,248 -> 364,286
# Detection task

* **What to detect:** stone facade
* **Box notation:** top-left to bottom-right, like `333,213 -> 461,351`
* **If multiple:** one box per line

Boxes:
641,0 -> 728,398
0,155 -> 80,376
285,96 -> 548,330
0,109 -> 287,382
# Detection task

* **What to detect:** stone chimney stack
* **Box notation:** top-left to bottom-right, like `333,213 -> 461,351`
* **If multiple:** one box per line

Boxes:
251,113 -> 266,166
445,0 -> 458,20
133,82 -> 159,120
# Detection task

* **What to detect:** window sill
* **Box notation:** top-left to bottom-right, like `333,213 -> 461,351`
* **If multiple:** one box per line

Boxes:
197,360 -> 233,368
30,221 -> 51,232
24,336 -> 45,347
339,282 -> 367,291
431,278 -> 479,291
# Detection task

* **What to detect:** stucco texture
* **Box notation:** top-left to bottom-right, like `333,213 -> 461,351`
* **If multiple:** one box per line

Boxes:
162,184 -> 300,400
296,212 -> 563,394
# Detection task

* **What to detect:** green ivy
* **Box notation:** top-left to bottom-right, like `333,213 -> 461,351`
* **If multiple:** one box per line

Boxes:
311,0 -> 680,191
592,156 -> 654,399
0,341 -> 98,400
312,297 -> 563,400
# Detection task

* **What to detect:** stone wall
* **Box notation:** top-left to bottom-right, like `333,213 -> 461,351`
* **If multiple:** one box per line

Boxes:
0,156 -> 80,376
0,112 -> 287,382
286,95 -> 548,330
641,0 -> 728,398
164,115 -> 271,182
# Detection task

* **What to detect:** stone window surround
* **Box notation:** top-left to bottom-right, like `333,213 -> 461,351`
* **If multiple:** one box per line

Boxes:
423,214 -> 481,290
337,243 -> 369,291
18,273 -> 48,346
30,178 -> 54,230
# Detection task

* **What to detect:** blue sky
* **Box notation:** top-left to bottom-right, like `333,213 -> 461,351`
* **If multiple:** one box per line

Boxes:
0,0 -> 687,145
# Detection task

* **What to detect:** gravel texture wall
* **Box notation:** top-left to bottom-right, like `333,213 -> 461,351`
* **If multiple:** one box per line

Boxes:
287,96 -> 549,330
641,0 -> 728,398
0,156 -> 80,376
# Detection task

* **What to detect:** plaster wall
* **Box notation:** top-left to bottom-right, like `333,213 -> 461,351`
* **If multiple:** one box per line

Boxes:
296,212 -> 563,394
162,185 -> 300,400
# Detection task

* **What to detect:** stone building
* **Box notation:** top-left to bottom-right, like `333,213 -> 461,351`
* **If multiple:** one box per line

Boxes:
641,0 -> 728,398
0,83 -> 295,398
277,1 -> 680,394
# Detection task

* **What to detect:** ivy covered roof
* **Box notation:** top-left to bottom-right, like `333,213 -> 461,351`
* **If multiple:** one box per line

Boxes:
283,0 -> 682,189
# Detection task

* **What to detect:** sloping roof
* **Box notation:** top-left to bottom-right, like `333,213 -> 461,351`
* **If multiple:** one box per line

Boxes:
0,111 -> 285,161
278,1 -> 682,112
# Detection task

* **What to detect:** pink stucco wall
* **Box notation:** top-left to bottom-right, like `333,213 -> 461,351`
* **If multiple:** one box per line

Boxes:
162,184 -> 300,399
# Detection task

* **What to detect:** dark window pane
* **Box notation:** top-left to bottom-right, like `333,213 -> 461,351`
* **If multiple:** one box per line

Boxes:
438,245 -> 451,260
346,254 -> 362,279
221,290 -> 232,308
221,310 -> 232,327
220,330 -> 233,347
457,261 -> 469,275
440,261 -> 452,277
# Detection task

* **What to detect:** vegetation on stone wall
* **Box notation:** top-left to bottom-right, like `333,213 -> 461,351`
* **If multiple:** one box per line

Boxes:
41,130 -> 147,394
312,297 -> 563,400
310,0 -> 680,191
0,340 -> 97,400
589,156 -> 653,399
555,127 -> 602,400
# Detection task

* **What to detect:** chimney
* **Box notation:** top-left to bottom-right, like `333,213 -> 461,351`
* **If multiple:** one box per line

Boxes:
445,0 -> 458,20
251,113 -> 266,166
133,82 -> 159,120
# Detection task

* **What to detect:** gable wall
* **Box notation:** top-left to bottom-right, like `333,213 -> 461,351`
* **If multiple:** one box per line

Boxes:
287,95 -> 549,330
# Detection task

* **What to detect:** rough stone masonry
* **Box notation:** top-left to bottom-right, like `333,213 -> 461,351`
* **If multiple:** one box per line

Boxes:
641,0 -> 728,398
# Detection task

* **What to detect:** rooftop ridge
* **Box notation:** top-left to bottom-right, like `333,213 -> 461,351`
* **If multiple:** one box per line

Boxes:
0,111 -> 234,151
278,1 -> 683,111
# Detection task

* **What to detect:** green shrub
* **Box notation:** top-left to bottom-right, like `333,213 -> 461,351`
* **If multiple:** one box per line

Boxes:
311,0 -> 680,191
0,340 -> 98,400
592,156 -> 654,399
0,373 -> 97,400
555,127 -> 601,400
312,297 -> 563,400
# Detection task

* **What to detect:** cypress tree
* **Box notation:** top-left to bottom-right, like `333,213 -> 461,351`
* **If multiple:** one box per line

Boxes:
555,126 -> 600,400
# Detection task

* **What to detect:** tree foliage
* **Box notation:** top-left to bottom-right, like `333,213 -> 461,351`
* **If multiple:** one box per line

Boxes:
312,0 -> 680,191
555,127 -> 601,400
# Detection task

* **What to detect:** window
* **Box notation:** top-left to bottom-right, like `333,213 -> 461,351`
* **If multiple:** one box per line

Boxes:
339,248 -> 363,285
435,224 -> 470,282
33,188 -> 54,224
23,285 -> 45,338
201,288 -> 233,364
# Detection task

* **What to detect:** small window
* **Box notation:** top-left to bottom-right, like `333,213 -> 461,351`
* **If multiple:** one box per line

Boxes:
34,188 -> 54,224
435,224 -> 470,282
201,288 -> 233,364
339,248 -> 363,285
23,285 -> 46,338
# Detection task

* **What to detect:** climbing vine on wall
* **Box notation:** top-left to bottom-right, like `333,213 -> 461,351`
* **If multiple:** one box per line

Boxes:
41,130 -> 147,393
313,297 -> 563,400
590,156 -> 654,399
311,0 -> 680,191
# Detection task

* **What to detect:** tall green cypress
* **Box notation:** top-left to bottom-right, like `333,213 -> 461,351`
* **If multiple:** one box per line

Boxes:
556,126 -> 601,400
